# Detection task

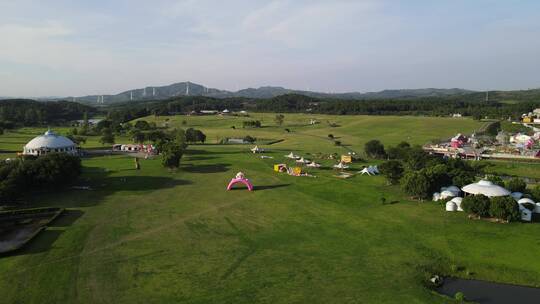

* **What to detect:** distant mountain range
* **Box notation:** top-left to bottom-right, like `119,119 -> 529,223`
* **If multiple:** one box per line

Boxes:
61,82 -> 475,104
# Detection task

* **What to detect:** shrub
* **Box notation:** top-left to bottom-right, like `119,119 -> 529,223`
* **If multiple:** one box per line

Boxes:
328,134 -> 334,139
243,120 -> 261,128
455,292 -> 465,302
0,153 -> 81,203
487,175 -> 505,187
530,185 -> 540,201
334,140 -> 341,146
274,114 -> 285,126
461,195 -> 490,217
489,196 -> 520,222
243,135 -> 256,143
379,160 -> 404,185
506,177 -> 526,193
401,171 -> 431,200
364,140 -> 386,159
161,142 -> 185,169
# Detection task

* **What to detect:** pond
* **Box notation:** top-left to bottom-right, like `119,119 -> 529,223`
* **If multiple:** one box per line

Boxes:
436,277 -> 540,304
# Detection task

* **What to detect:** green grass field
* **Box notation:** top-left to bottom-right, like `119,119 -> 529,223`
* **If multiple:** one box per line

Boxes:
1,114 -> 540,303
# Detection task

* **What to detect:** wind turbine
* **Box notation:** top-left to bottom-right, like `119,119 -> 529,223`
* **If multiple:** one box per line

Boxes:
185,82 -> 190,96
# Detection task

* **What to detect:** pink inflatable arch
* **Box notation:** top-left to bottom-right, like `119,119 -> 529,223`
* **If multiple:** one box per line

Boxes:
227,178 -> 254,191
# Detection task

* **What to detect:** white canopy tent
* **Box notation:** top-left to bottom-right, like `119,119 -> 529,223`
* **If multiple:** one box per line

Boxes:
285,152 -> 300,159
251,146 -> 264,153
333,162 -> 349,169
296,157 -> 310,164
461,180 -> 511,197
306,162 -> 321,168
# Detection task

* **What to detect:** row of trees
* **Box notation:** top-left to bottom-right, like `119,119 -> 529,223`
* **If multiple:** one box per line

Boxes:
0,99 -> 95,128
461,195 -> 520,222
371,140 -> 480,199
100,93 -> 540,126
372,139 -> 531,222
0,153 -> 82,203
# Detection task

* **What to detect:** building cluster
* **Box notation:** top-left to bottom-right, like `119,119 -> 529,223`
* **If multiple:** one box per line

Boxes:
188,109 -> 248,116
521,108 -> 540,124
424,129 -> 540,161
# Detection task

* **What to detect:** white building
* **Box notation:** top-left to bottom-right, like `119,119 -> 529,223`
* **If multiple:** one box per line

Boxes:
23,130 -> 77,156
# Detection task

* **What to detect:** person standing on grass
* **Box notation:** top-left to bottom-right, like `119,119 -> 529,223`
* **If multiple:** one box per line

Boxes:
134,157 -> 140,170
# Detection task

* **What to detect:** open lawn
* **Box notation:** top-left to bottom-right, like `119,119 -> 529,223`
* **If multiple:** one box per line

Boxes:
1,114 -> 540,303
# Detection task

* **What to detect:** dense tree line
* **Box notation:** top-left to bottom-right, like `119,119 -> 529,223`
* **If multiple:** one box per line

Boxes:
99,93 -> 540,125
0,153 -> 81,203
0,99 -> 96,128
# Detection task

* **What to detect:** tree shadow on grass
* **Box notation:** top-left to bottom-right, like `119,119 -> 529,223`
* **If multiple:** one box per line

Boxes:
1,229 -> 64,257
49,209 -> 84,227
255,184 -> 290,191
184,156 -> 218,161
186,149 -> 245,155
27,168 -> 193,208
182,163 -> 230,174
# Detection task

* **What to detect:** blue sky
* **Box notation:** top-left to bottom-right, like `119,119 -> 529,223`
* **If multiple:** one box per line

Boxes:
1,0 -> 539,96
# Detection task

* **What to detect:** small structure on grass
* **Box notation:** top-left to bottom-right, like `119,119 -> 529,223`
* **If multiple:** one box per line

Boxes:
285,152 -> 300,159
446,201 -> 458,212
333,162 -> 349,170
251,146 -> 264,153
450,197 -> 463,211
359,166 -> 379,175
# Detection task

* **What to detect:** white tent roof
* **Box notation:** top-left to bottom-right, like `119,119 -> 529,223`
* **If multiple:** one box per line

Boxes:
24,130 -> 75,149
360,168 -> 373,175
461,180 -> 511,197
333,162 -> 349,169
518,198 -> 535,205
511,192 -> 523,200
443,186 -> 461,194
306,162 -> 321,168
285,152 -> 299,159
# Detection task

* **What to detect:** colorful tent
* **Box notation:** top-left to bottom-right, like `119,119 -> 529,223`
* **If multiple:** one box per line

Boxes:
226,177 -> 254,191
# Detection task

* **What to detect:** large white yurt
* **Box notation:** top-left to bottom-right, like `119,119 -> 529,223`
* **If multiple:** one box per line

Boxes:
23,130 -> 77,156
461,180 -> 511,197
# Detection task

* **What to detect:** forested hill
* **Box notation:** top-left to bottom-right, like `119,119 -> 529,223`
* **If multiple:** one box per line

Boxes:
103,93 -> 540,124
68,81 -> 474,104
0,99 -> 96,128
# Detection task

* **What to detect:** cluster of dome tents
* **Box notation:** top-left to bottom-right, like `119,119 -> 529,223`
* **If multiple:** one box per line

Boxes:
434,180 -> 539,221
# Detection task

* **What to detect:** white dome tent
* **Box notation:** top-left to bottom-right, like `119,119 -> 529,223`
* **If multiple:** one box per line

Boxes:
461,180 -> 511,197
446,201 -> 458,212
518,198 -> 535,205
23,130 -> 77,156
450,197 -> 464,211
511,192 -> 524,201
440,190 -> 457,200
